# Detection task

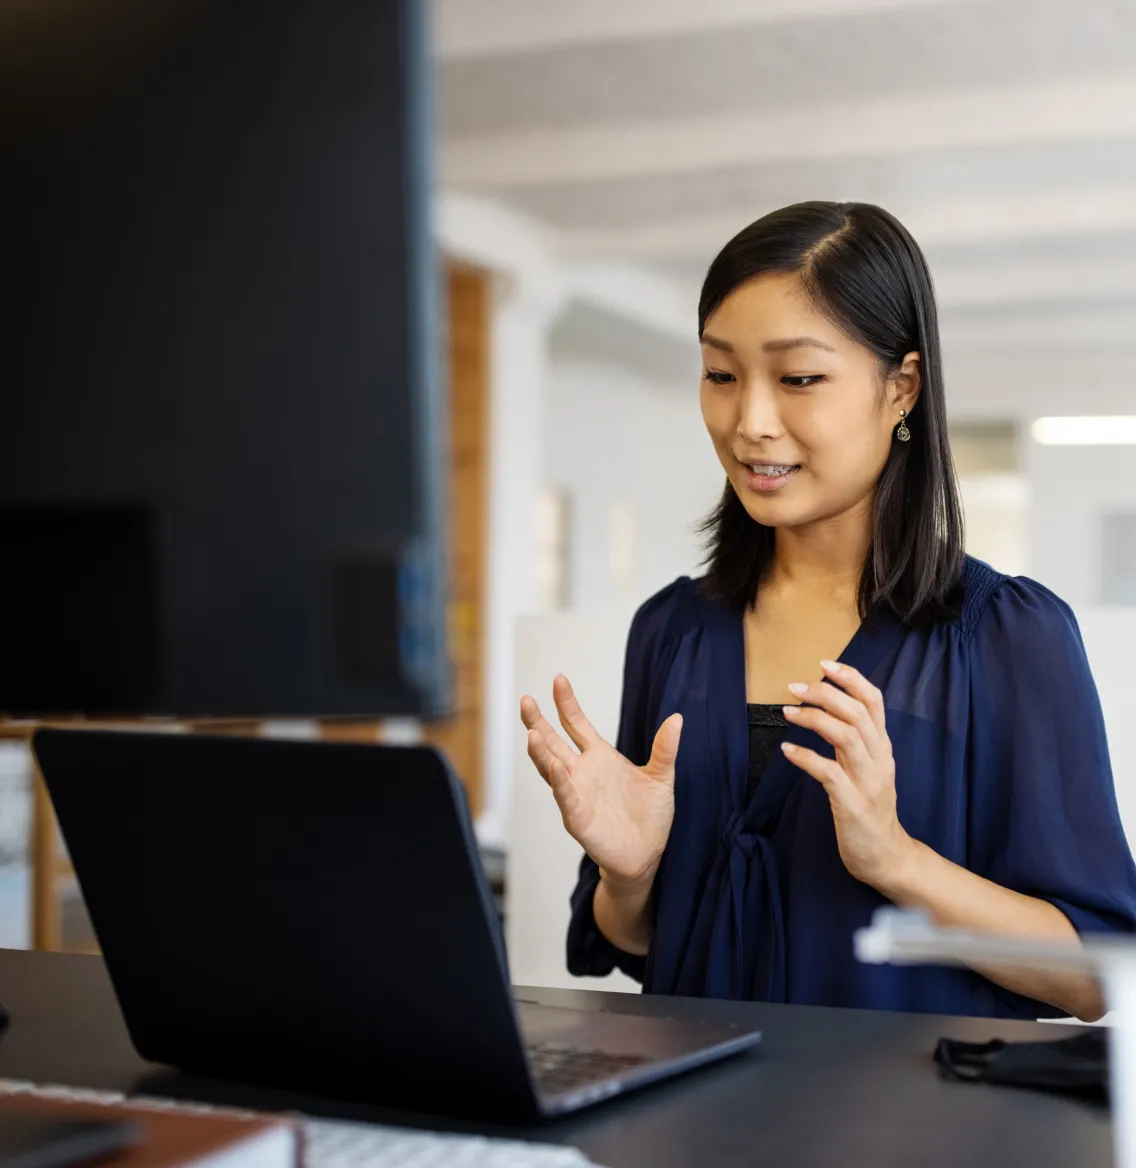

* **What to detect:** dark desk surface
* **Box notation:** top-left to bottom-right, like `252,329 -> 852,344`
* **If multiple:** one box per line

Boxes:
0,950 -> 1110,1168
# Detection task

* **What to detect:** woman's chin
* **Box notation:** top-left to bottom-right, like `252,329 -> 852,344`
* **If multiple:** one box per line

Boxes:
735,478 -> 812,526
738,496 -> 808,528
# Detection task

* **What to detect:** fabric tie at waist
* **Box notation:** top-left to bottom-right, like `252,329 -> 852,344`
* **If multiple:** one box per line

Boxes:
699,810 -> 786,1001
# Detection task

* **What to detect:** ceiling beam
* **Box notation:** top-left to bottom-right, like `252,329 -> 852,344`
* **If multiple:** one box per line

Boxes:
436,191 -> 562,294
561,262 -> 693,344
913,187 -> 1136,249
942,301 -> 1136,355
934,253 -> 1136,310
433,0 -> 981,60
442,76 -> 1136,189
435,193 -> 697,346
556,186 -> 1136,263
946,354 -> 1136,419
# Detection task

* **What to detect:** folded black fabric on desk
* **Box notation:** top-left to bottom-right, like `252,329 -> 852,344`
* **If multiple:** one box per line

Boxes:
935,1030 -> 1107,1101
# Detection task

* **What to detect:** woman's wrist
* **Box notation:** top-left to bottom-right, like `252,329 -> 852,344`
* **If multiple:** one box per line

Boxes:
593,864 -> 658,956
864,829 -> 927,906
598,861 -> 659,903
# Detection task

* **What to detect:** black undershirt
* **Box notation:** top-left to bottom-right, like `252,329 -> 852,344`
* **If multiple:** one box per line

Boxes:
746,703 -> 792,805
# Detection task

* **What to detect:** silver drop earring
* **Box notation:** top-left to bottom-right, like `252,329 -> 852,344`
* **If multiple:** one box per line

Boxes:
896,409 -> 911,442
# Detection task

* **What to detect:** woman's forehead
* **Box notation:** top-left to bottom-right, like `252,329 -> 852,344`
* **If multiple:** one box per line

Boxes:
702,274 -> 851,353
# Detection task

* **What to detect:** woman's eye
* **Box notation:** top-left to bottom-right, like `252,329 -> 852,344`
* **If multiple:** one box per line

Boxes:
781,375 -> 825,389
703,370 -> 735,385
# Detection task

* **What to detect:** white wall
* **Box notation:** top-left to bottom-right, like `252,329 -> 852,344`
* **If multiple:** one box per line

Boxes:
436,194 -> 705,841
477,282 -> 562,841
0,744 -> 30,950
1026,442 -> 1136,609
957,473 -> 1032,578
1077,611 -> 1136,855
542,358 -> 723,610
1021,438 -> 1136,848
506,353 -> 722,990
509,607 -> 639,992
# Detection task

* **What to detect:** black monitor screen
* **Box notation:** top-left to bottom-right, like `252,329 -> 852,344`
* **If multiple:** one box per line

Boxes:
0,0 -> 448,718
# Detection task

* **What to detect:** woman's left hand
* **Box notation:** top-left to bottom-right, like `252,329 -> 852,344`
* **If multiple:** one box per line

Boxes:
780,660 -> 916,892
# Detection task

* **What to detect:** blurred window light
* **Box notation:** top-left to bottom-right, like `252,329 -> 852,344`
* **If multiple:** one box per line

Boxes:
1031,416 -> 1136,446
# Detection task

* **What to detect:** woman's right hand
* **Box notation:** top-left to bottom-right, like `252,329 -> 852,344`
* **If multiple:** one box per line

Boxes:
519,675 -> 682,888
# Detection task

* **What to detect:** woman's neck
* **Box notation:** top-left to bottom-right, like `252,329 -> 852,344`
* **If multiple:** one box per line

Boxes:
767,501 -> 872,602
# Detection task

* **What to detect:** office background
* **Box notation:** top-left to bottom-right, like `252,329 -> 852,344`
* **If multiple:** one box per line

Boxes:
2,0 -> 1135,975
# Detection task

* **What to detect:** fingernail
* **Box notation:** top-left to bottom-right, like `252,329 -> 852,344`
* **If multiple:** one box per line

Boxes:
787,682 -> 809,697
820,660 -> 841,673
782,705 -> 800,718
781,742 -> 797,754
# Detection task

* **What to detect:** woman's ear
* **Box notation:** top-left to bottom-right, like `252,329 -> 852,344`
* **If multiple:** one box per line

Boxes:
887,351 -> 921,414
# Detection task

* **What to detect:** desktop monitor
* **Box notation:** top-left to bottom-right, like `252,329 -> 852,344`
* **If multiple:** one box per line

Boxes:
0,0 -> 448,718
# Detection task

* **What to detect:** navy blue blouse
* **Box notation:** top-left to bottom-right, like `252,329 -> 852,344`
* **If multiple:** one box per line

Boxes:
567,557 -> 1136,1018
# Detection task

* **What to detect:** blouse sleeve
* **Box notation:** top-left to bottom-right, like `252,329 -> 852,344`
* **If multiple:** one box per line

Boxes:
565,579 -> 687,983
968,577 -> 1136,972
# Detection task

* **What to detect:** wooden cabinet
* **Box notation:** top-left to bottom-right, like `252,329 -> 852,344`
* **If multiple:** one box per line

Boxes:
422,263 -> 491,817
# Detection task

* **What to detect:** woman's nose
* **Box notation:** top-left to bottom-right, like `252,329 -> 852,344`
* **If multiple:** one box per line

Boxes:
736,383 -> 782,443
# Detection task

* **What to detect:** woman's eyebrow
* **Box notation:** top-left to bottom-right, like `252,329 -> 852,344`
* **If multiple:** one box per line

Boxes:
762,336 -> 837,354
700,334 -> 838,354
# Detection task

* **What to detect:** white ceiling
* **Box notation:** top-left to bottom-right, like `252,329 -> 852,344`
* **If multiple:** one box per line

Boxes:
433,0 -> 1136,384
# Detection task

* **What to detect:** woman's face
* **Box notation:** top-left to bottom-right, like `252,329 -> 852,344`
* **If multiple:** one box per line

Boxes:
699,271 -> 920,532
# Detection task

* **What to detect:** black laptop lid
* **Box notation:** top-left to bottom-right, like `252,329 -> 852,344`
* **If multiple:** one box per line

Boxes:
32,729 -> 538,1120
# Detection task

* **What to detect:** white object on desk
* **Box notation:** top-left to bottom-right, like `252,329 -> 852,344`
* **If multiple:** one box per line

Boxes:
856,909 -> 1136,1168
0,1080 -> 602,1168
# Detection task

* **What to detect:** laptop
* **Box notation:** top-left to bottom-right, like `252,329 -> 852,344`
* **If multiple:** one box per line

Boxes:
33,729 -> 760,1122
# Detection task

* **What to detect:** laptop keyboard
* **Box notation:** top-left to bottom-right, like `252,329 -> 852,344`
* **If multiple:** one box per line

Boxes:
526,1042 -> 652,1096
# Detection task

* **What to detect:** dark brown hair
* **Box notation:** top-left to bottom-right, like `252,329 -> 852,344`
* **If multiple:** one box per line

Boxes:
699,201 -> 965,625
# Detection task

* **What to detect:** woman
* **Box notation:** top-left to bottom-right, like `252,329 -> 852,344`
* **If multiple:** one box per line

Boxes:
520,201 -> 1136,1021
